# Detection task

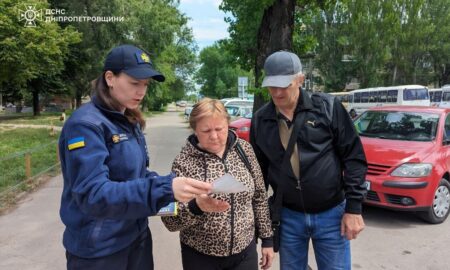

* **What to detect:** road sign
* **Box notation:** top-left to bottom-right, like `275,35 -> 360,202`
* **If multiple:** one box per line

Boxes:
238,77 -> 249,99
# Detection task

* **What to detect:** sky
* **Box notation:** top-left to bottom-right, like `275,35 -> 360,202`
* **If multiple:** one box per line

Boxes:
178,0 -> 230,50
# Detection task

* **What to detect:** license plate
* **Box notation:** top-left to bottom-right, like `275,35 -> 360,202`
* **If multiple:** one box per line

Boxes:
365,181 -> 371,190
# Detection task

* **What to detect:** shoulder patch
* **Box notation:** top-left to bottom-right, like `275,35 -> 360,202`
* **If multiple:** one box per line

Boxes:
112,134 -> 129,143
68,137 -> 85,151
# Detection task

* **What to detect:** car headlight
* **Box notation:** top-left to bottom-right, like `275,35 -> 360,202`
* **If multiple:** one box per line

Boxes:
239,126 -> 250,132
390,163 -> 432,177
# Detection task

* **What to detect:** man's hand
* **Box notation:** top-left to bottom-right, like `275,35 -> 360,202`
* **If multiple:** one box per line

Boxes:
341,213 -> 365,240
260,247 -> 274,269
196,194 -> 230,212
172,177 -> 212,203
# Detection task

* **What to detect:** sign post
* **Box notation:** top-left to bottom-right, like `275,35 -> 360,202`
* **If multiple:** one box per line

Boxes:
238,77 -> 248,99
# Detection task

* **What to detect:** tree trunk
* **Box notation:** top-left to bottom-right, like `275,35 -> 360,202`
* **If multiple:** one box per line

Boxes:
392,65 -> 397,85
253,0 -> 296,112
32,89 -> 40,116
442,64 -> 450,86
76,90 -> 83,108
29,79 -> 42,116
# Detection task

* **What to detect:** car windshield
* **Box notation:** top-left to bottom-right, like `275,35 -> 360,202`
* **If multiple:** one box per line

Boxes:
354,111 -> 439,141
226,106 -> 240,116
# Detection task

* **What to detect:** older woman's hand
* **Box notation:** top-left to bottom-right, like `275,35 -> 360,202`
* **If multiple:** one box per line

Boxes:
172,177 -> 212,203
196,194 -> 230,212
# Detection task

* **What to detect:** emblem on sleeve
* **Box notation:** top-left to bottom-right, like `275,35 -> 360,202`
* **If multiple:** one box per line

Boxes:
68,137 -> 85,150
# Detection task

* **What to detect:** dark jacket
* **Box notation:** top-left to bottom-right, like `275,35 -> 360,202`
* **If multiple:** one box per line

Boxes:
162,131 -> 272,257
250,89 -> 367,214
59,96 -> 174,258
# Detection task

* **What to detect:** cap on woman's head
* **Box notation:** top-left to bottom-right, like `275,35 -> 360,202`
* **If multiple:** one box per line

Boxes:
103,44 -> 165,81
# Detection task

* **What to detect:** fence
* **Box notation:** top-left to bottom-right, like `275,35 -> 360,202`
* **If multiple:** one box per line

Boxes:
0,140 -> 60,208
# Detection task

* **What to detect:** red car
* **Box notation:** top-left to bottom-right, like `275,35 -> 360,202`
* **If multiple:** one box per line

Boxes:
229,114 -> 252,142
355,106 -> 450,223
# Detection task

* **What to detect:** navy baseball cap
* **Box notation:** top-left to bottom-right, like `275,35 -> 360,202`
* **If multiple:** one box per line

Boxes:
103,44 -> 165,81
262,51 -> 302,88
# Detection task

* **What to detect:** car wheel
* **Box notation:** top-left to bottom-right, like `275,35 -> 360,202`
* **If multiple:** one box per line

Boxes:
419,179 -> 450,224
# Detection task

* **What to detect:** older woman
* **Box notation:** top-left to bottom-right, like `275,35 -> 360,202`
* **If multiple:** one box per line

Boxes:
162,98 -> 274,270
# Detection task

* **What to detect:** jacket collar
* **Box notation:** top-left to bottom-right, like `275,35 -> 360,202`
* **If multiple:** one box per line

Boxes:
259,88 -> 314,120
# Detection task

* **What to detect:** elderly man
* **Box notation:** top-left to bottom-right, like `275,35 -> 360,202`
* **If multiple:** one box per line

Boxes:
250,51 -> 367,270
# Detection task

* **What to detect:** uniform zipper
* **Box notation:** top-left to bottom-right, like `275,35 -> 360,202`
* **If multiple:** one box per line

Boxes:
133,126 -> 148,169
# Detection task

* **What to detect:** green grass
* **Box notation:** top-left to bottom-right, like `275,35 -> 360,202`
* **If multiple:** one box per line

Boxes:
0,112 -> 66,127
0,128 -> 60,206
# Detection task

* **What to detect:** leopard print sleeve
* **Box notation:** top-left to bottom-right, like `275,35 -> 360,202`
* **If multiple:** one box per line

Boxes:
161,154 -> 204,232
240,139 -> 273,240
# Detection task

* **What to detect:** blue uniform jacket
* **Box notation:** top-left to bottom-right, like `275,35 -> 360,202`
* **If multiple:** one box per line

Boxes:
59,96 -> 174,258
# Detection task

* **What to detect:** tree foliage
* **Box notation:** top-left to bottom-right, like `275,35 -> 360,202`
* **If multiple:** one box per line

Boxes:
0,0 -> 81,114
221,0 -> 450,99
1,0 -> 197,113
196,41 -> 252,99
113,0 -> 197,110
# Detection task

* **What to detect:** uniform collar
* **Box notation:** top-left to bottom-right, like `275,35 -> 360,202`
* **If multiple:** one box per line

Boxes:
92,95 -> 134,127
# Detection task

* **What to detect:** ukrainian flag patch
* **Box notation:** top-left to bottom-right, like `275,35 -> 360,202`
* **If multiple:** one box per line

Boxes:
68,137 -> 85,151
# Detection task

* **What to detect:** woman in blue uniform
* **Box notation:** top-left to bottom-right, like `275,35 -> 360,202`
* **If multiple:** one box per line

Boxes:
59,44 -> 213,270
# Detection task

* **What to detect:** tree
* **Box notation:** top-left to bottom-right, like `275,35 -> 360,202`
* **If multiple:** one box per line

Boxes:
221,0 -> 332,111
122,0 -> 197,110
196,42 -> 252,99
415,0 -> 450,86
49,0 -> 197,111
0,0 -> 81,115
49,0 -> 127,108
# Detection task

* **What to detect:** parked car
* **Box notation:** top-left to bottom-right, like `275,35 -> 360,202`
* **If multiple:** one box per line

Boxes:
184,106 -> 193,120
225,105 -> 252,122
43,103 -> 63,112
354,106 -> 450,223
229,112 -> 252,142
221,98 -> 253,107
176,100 -> 187,107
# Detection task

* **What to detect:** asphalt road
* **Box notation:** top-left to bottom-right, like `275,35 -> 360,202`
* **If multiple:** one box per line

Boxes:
0,109 -> 449,270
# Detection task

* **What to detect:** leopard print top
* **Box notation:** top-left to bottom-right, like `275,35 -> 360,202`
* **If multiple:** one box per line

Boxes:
161,132 -> 272,257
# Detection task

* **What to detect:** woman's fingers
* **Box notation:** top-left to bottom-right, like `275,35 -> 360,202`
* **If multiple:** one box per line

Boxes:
197,195 -> 230,212
184,178 -> 212,194
172,177 -> 212,203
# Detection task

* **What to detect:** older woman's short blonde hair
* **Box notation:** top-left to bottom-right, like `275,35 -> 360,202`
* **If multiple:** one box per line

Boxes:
189,98 -> 230,130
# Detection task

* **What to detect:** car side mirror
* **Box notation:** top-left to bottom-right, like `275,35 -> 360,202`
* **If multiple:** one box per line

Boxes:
443,132 -> 450,145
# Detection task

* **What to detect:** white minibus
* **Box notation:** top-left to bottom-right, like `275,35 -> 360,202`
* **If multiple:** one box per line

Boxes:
329,92 -> 350,109
429,88 -> 442,107
438,85 -> 450,108
348,85 -> 430,114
